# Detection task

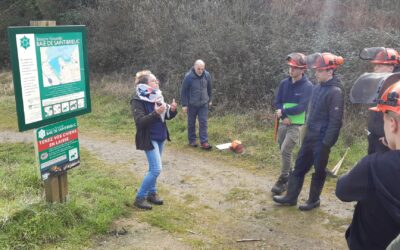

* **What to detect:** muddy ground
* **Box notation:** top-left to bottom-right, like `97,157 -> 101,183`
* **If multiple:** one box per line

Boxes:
0,131 -> 354,249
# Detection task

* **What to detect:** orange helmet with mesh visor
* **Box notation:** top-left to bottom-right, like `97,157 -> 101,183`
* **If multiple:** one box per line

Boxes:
360,47 -> 400,65
306,52 -> 344,70
370,81 -> 400,114
287,53 -> 307,69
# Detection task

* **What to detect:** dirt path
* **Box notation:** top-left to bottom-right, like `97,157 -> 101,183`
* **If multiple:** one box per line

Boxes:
0,131 -> 355,249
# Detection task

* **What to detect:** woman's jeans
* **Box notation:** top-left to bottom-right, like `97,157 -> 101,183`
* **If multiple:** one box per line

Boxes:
136,140 -> 165,199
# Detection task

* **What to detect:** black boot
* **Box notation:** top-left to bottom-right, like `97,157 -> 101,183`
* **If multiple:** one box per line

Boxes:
273,174 -> 304,206
299,174 -> 325,211
134,197 -> 152,210
271,175 -> 289,195
147,193 -> 164,205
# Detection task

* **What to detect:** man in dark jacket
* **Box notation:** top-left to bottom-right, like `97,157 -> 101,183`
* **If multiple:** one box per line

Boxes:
336,81 -> 400,249
273,52 -> 345,211
359,47 -> 400,154
181,59 -> 212,150
271,53 -> 313,195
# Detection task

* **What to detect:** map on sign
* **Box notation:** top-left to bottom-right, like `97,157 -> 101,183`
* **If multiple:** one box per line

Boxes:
40,45 -> 81,87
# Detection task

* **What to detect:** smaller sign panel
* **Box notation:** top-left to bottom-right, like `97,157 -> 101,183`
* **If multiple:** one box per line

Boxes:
35,118 -> 80,180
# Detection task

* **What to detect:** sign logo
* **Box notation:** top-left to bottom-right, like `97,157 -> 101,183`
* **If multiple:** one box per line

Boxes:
69,148 -> 78,161
40,152 -> 48,160
38,129 -> 46,139
20,36 -> 30,49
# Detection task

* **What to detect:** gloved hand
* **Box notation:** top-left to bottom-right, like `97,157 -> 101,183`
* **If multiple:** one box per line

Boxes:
315,143 -> 331,177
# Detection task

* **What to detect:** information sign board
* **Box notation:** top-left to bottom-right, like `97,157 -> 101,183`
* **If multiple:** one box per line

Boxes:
8,26 -> 90,131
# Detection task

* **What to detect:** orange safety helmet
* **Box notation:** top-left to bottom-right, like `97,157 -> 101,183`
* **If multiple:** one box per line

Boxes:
287,53 -> 307,69
370,80 -> 400,114
306,52 -> 344,70
360,47 -> 400,65
230,140 -> 244,154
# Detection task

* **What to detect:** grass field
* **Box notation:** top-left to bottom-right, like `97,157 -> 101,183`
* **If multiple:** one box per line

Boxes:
0,71 -> 368,248
0,143 -> 133,249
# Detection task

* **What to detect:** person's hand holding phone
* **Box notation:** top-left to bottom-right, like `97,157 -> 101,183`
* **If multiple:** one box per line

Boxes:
154,102 -> 166,115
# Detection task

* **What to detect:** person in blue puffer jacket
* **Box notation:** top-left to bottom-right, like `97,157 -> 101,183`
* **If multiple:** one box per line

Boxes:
273,52 -> 345,211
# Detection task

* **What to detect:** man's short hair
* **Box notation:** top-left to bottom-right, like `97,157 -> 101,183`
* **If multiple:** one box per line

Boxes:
194,59 -> 205,67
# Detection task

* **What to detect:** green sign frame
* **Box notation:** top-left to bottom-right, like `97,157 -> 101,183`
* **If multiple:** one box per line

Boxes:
8,25 -> 91,131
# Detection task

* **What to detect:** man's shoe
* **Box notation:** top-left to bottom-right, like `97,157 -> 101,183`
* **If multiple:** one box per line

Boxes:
200,142 -> 212,150
147,193 -> 164,205
273,175 -> 304,206
133,197 -> 152,210
271,175 -> 288,195
299,199 -> 320,211
298,174 -> 325,211
189,142 -> 198,147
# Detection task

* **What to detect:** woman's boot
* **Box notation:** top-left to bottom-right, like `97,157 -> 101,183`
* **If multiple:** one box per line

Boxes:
134,197 -> 153,210
147,193 -> 164,205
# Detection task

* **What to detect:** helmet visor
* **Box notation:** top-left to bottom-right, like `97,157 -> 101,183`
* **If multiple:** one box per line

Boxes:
350,73 -> 389,104
359,47 -> 392,62
306,53 -> 322,69
350,72 -> 400,104
287,53 -> 306,68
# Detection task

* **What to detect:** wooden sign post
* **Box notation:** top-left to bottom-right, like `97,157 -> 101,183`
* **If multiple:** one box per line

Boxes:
44,172 -> 68,203
31,20 -> 68,203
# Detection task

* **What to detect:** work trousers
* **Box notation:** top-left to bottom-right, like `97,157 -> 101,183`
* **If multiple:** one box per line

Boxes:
291,129 -> 331,181
277,124 -> 300,177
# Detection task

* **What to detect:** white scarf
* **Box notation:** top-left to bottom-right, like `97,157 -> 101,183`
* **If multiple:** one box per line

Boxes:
136,84 -> 171,121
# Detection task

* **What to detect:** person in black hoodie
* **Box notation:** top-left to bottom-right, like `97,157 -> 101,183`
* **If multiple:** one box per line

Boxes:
131,70 -> 178,210
336,82 -> 400,250
273,52 -> 345,211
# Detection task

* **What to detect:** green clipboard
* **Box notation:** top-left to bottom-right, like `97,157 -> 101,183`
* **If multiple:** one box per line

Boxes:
282,103 -> 306,125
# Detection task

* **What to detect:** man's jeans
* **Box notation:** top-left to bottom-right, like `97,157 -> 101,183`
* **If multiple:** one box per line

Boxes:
187,104 -> 208,143
136,140 -> 165,199
277,124 -> 300,177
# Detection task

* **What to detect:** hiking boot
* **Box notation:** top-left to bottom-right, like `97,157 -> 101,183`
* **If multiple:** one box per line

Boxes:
147,193 -> 164,205
271,175 -> 288,195
200,142 -> 212,150
133,197 -> 152,210
273,174 -> 304,206
189,141 -> 198,147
